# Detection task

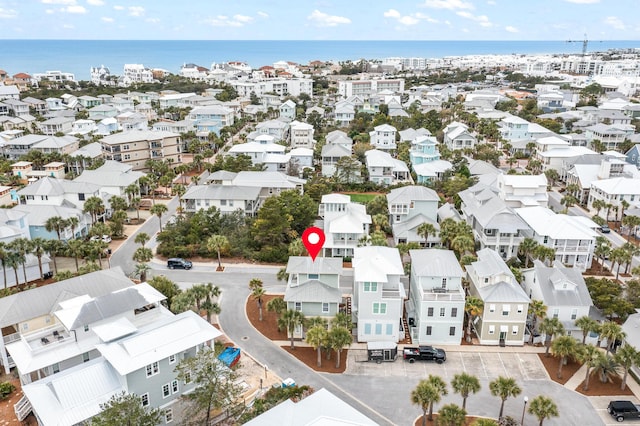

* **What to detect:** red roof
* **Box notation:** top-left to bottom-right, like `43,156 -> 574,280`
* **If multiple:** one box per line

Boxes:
259,65 -> 274,70
13,73 -> 31,79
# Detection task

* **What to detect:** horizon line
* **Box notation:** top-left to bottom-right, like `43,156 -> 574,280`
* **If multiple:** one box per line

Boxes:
2,38 -> 640,42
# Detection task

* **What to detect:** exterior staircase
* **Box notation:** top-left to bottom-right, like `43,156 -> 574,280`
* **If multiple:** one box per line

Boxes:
345,296 -> 352,316
14,395 -> 32,422
401,306 -> 412,344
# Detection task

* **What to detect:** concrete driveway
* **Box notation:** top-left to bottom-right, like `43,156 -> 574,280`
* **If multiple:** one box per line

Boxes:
346,350 -> 548,381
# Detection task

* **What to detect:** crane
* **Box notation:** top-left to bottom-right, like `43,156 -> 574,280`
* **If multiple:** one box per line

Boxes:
566,34 -> 602,74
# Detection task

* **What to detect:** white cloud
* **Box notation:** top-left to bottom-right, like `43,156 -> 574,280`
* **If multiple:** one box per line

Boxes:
604,16 -> 625,30
307,10 -> 351,27
384,9 -> 438,26
257,11 -> 269,18
456,11 -> 492,27
487,0 -> 496,4
62,23 -> 74,28
205,15 -> 244,27
64,5 -> 86,13
422,0 -> 474,10
41,0 -> 76,4
234,14 -> 253,23
45,9 -> 54,14
0,7 -> 17,18
505,25 -> 518,33
145,17 -> 160,23
564,0 -> 599,3
87,0 -> 104,5
383,9 -> 401,18
113,5 -> 124,10
101,16 -> 113,22
128,6 -> 144,16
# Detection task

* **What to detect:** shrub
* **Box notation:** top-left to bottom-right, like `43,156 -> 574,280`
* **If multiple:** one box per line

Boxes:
0,381 -> 16,399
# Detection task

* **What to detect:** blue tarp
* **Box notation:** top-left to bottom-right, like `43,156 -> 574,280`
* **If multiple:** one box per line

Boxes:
218,347 -> 241,367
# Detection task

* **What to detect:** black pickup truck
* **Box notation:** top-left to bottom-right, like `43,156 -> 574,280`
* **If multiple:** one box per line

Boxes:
402,346 -> 447,364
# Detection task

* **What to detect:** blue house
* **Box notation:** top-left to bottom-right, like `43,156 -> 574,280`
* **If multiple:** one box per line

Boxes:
409,135 -> 440,165
625,144 -> 640,168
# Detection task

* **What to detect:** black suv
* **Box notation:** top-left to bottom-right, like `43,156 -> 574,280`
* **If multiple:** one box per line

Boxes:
608,400 -> 640,422
167,258 -> 193,270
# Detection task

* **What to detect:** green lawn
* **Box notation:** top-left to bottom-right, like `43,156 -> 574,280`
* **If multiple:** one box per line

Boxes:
347,193 -> 380,203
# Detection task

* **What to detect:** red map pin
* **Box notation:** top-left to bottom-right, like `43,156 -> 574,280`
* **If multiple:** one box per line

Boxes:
301,227 -> 325,261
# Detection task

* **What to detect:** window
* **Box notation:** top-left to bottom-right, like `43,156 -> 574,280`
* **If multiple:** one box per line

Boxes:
169,354 -> 176,364
441,278 -> 447,288
294,302 -> 301,311
571,309 -> 578,320
502,305 -> 510,316
517,305 -> 524,314
489,325 -> 495,335
364,282 -> 378,292
82,352 -> 90,363
84,325 -> 89,332
123,144 -> 130,150
489,304 -> 496,313
220,199 -> 227,206
123,154 -> 131,160
165,409 -> 174,423
52,363 -> 60,374
375,324 -> 382,335
322,303 -> 329,313
146,362 -> 159,377
426,326 -> 432,335
364,323 -> 372,334
512,326 -> 519,335
184,371 -> 192,384
552,309 -> 559,319
451,307 -> 458,317
162,384 -> 170,398
440,307 -> 446,317
386,324 -> 393,335
171,380 -> 179,394
140,393 -> 149,407
427,307 -> 434,317
373,303 -> 386,314
78,193 -> 85,201
308,273 -> 319,279
449,327 -> 456,336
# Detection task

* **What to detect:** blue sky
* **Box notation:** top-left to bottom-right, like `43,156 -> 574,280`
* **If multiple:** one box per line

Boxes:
0,0 -> 638,40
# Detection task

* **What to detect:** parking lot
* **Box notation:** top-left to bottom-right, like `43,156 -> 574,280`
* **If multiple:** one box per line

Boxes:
346,349 -> 549,381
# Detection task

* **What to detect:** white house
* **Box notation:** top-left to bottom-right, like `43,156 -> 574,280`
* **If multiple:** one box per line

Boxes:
444,121 -> 477,151
387,185 -> 440,246
408,249 -> 465,345
353,246 -> 405,343
588,177 -> 640,221
369,124 -> 397,151
515,206 -> 597,272
365,150 -> 410,186
289,120 -> 315,149
319,194 -> 371,258
496,174 -> 548,208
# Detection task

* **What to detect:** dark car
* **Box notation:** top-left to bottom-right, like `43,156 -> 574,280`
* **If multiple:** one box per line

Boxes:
600,224 -> 611,233
167,258 -> 193,270
608,400 -> 640,422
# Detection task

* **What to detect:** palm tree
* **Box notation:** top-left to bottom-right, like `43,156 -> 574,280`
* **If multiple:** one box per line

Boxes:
614,344 -> 639,390
5,251 -> 22,286
451,234 -> 475,259
134,263 -> 151,283
417,222 -> 437,247
83,196 -> 105,224
31,238 -> 47,280
600,321 -> 626,355
9,238 -> 31,285
149,203 -> 168,232
411,375 -> 448,423
518,237 -> 538,268
576,343 -> 604,391
134,232 -> 150,247
331,312 -> 352,330
0,242 -> 8,289
489,376 -> 521,419
45,216 -> 65,240
133,247 -> 153,263
574,316 -> 599,345
527,395 -> 559,426
267,297 -> 287,329
465,296 -> 484,343
200,283 -> 221,323
527,300 -> 547,344
438,403 -> 467,426
593,355 -> 618,383
451,372 -> 481,409
305,325 -> 328,367
471,420 -> 498,426
278,309 -> 305,349
206,234 -> 229,270
252,285 -> 266,321
539,317 -> 565,357
66,239 -> 85,272
43,239 -> 64,275
288,238 -> 305,256
328,326 -> 352,368
66,216 -> 79,239
551,335 -> 577,379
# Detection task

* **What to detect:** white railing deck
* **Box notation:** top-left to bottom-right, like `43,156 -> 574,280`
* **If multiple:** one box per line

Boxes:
14,395 -> 32,421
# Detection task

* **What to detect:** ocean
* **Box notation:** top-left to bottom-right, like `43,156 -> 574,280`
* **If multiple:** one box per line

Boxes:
1,39 -> 639,81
